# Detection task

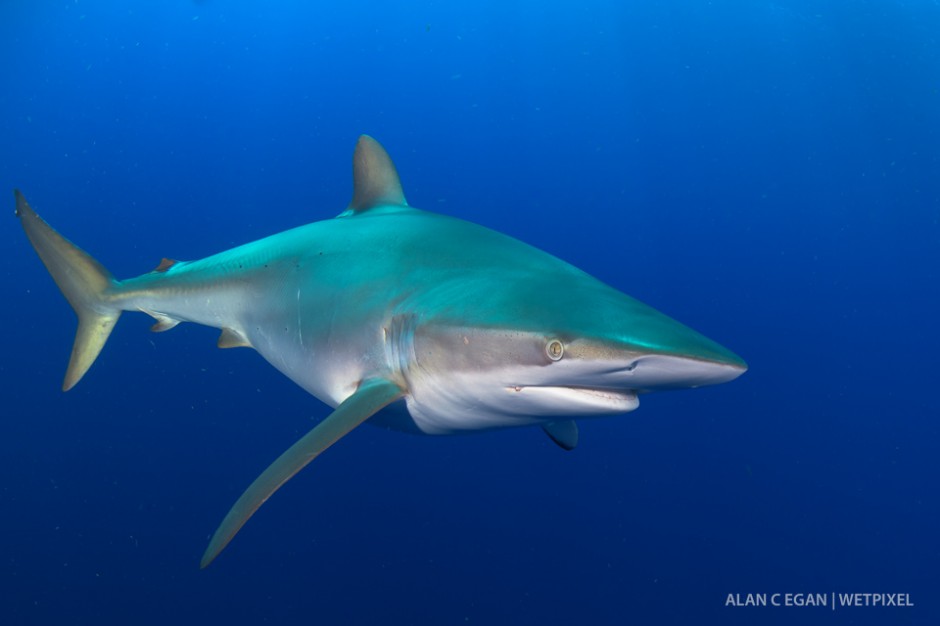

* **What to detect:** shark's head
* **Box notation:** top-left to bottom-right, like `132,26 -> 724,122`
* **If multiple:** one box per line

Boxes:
396,258 -> 747,433
334,135 -> 746,435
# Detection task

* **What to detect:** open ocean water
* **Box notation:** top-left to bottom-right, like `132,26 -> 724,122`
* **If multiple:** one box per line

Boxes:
1,2 -> 938,625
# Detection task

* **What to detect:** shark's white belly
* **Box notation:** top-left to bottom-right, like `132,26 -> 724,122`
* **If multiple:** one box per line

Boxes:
245,320 -> 369,410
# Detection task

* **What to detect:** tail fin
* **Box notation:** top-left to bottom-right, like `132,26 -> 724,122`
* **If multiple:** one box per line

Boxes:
15,190 -> 121,391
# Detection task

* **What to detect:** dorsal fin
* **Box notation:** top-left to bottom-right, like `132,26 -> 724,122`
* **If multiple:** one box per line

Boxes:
346,135 -> 407,213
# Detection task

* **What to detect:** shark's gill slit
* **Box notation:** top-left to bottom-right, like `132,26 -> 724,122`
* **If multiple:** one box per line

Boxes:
296,287 -> 303,347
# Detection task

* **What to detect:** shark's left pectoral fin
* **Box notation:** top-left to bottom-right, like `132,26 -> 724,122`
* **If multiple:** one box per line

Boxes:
200,377 -> 404,568
542,420 -> 579,451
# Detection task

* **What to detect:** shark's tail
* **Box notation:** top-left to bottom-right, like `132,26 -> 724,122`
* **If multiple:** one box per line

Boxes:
15,190 -> 122,391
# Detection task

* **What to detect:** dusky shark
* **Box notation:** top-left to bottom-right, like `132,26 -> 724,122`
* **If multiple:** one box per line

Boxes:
15,136 -> 746,567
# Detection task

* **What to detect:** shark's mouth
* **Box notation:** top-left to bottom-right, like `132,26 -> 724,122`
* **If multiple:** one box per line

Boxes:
505,384 -> 640,415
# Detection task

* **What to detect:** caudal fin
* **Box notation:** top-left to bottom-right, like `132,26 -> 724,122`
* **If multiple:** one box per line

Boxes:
15,190 -> 121,390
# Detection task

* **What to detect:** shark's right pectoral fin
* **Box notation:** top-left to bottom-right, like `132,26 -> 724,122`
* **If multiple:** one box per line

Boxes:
200,377 -> 404,568
542,420 -> 579,451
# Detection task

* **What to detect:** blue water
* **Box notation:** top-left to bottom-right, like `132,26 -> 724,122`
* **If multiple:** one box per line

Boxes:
1,2 -> 938,625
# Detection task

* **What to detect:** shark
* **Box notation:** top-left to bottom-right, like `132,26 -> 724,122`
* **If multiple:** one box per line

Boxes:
15,135 -> 746,567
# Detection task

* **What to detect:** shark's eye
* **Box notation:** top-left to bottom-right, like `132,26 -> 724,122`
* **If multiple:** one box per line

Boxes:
546,339 -> 565,361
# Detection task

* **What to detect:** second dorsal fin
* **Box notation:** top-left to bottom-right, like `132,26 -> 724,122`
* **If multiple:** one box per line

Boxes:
152,258 -> 178,273
345,135 -> 407,213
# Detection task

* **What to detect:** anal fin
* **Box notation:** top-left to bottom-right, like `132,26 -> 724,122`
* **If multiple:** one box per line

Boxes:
542,420 -> 579,451
150,317 -> 180,332
199,377 -> 404,568
143,310 -> 181,333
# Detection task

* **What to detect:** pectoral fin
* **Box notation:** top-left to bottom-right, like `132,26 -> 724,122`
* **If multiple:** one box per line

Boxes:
542,420 -> 579,451
200,378 -> 404,568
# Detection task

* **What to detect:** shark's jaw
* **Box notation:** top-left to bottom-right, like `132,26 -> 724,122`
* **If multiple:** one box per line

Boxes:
500,354 -> 745,426
507,353 -> 746,407
397,357 -> 746,436
535,353 -> 749,393
396,324 -> 747,435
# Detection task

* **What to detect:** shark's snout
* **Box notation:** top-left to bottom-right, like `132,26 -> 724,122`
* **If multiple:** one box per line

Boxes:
619,353 -> 747,390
